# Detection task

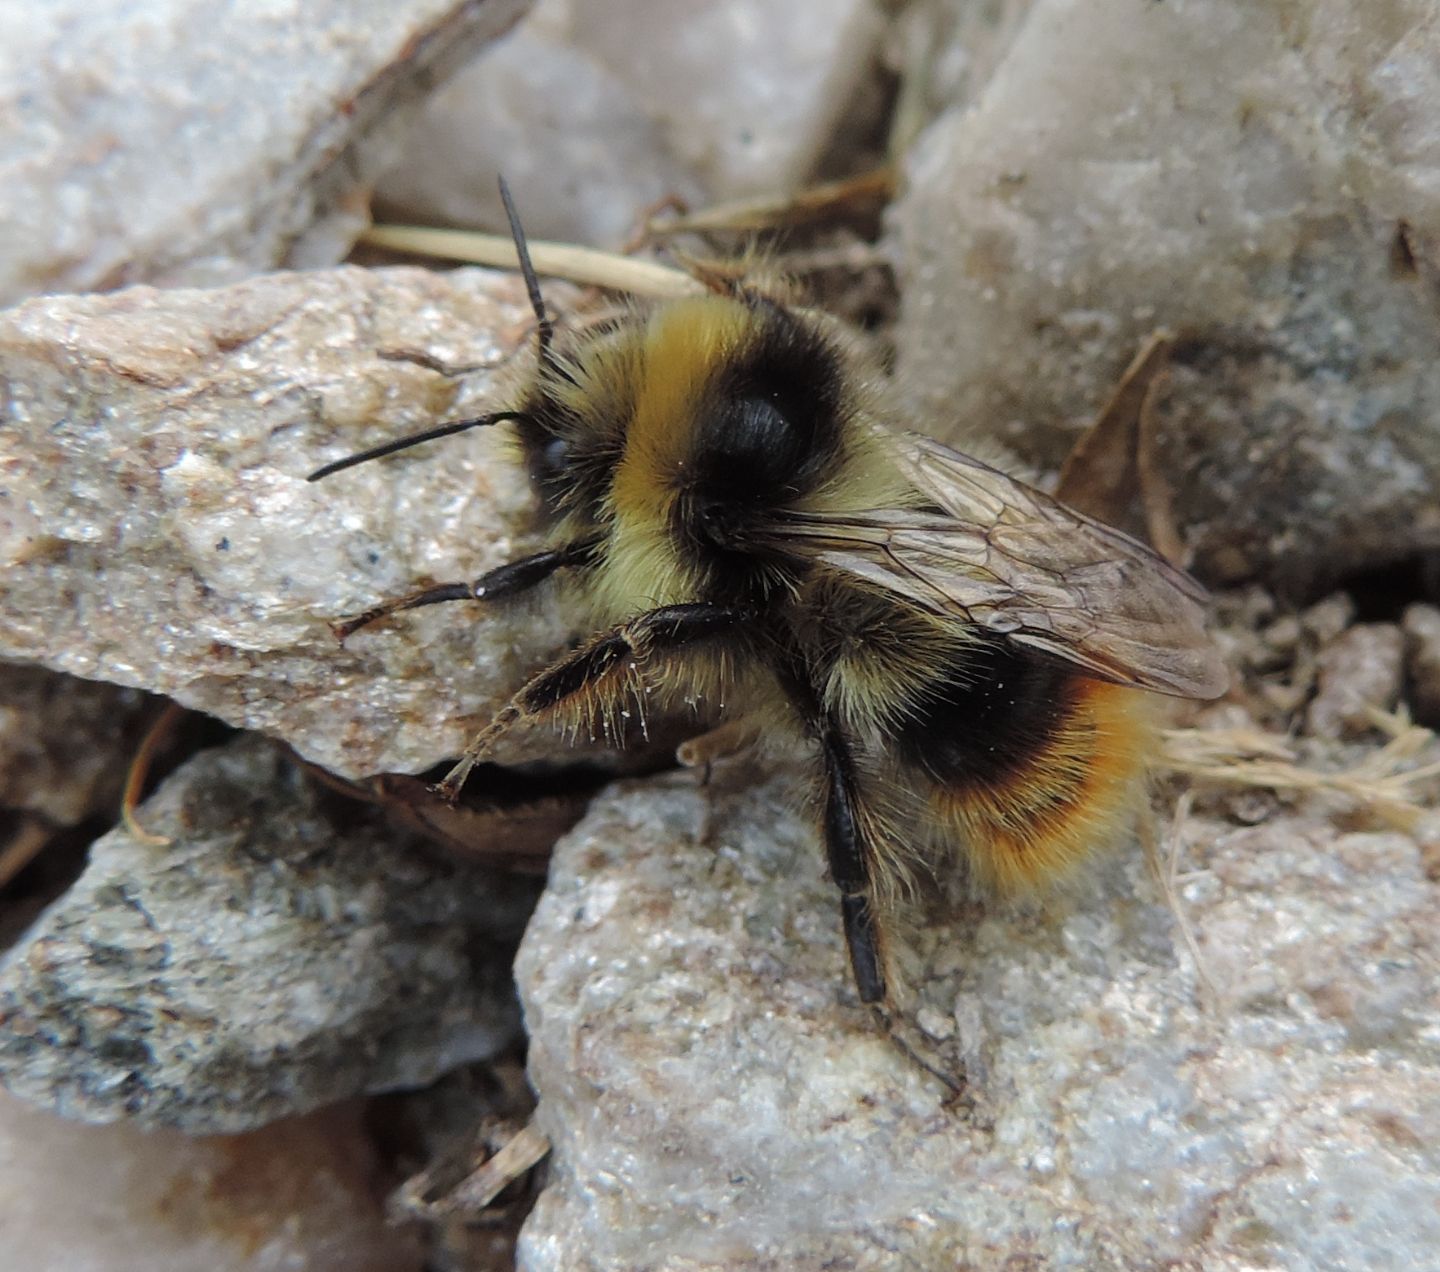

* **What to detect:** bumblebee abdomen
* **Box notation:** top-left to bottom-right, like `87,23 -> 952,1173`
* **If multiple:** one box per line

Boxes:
894,643 -> 1070,788
894,646 -> 1157,893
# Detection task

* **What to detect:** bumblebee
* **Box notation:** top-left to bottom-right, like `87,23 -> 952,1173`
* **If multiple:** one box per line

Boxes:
311,184 -> 1227,1007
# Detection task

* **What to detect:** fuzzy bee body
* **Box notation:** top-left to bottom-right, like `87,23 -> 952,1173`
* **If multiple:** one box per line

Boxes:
312,202 -> 1227,1008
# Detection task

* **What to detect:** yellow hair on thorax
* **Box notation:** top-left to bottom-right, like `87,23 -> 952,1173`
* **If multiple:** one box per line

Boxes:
592,296 -> 754,623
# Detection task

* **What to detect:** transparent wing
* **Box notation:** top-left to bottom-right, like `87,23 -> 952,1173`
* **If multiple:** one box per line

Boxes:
781,433 -> 1229,699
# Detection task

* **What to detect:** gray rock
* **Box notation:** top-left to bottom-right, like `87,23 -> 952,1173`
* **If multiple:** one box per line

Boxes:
892,0 -> 1440,595
0,735 -> 533,1132
0,266 -> 577,780
376,0 -> 885,245
0,0 -> 530,304
514,765 -> 1440,1269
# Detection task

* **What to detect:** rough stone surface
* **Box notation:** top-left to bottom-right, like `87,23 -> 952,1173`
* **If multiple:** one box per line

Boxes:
0,0 -> 530,305
886,0 -> 1036,138
0,266 -> 579,780
0,663 -> 153,825
515,764 -> 1440,1269
375,9 -> 702,247
1306,622 -> 1406,739
0,1089 -> 424,1271
376,0 -> 886,245
0,736 -> 532,1132
892,0 -> 1440,595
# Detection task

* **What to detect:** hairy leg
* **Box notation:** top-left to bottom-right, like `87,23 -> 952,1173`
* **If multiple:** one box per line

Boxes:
816,718 -> 888,1003
774,665 -> 889,1002
435,602 -> 747,801
778,666 -> 967,1095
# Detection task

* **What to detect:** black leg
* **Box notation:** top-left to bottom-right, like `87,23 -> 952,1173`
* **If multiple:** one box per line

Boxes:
436,602 -> 747,801
333,540 -> 597,640
777,666 -> 887,1004
780,668 -> 968,1096
819,721 -> 887,1004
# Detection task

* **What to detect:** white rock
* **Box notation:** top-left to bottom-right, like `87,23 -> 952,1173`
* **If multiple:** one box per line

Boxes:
0,0 -> 531,304
892,0 -> 1440,593
1306,623 -> 1405,739
0,1088 -> 423,1271
514,767 -> 1440,1268
376,18 -> 702,247
377,0 -> 886,245
0,266 -> 574,779
885,0 -> 1036,138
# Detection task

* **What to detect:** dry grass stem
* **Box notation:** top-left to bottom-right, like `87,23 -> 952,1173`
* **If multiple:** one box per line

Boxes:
1161,711 -> 1440,831
641,167 -> 895,238
359,225 -> 702,299
121,701 -> 187,847
1141,793 -> 1218,1010
394,1121 -> 551,1221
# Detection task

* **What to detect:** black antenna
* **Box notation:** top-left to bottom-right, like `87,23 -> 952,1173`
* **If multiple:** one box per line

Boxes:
308,179 -> 552,484
306,410 -> 529,482
497,175 -> 554,369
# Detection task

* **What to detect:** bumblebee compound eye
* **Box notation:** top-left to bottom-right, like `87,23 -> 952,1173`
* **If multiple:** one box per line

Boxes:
516,416 -> 576,513
541,435 -> 569,475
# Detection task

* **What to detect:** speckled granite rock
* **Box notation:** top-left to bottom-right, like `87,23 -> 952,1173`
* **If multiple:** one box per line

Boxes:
0,0 -> 530,304
0,266 -> 578,779
0,736 -> 533,1131
514,764 -> 1440,1269
893,0 -> 1440,594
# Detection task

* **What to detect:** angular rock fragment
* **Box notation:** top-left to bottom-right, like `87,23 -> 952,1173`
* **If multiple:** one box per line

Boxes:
515,766 -> 1440,1269
0,736 -> 534,1132
893,0 -> 1440,594
0,266 -> 577,779
376,13 -> 702,248
376,0 -> 886,244
0,0 -> 531,303
1306,623 -> 1405,739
